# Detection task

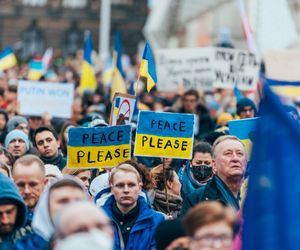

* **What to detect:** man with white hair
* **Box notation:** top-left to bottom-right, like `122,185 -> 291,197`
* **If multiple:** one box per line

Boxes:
182,135 -> 247,214
52,201 -> 113,250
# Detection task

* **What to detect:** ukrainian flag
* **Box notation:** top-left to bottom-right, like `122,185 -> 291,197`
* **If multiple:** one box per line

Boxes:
80,31 -> 97,93
266,78 -> 300,97
28,57 -> 43,81
139,42 -> 157,93
0,48 -> 17,71
110,32 -> 126,100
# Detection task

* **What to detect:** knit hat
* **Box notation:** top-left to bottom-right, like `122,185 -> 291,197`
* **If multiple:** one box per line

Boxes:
236,98 -> 257,115
4,130 -> 30,150
6,116 -> 28,133
89,173 -> 110,197
217,112 -> 234,126
155,219 -> 186,250
45,164 -> 63,178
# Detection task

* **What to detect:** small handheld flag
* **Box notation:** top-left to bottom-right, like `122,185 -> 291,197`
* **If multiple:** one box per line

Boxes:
139,42 -> 157,93
110,32 -> 126,100
0,48 -> 17,71
80,31 -> 97,93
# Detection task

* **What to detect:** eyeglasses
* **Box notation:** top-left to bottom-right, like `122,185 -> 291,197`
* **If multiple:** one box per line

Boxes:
113,182 -> 138,191
192,233 -> 232,247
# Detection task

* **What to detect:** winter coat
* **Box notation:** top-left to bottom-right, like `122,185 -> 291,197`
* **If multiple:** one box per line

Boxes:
102,196 -> 165,250
181,175 -> 240,215
0,173 -> 27,250
152,189 -> 182,219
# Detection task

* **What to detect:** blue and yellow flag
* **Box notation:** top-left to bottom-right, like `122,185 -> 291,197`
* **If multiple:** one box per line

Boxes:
80,31 -> 97,93
266,77 -> 300,97
243,85 -> 300,250
139,42 -> 157,93
28,57 -> 44,81
111,32 -> 126,100
0,48 -> 17,71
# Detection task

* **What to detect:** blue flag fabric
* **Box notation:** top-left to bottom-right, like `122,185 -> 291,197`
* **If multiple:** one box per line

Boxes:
243,84 -> 300,250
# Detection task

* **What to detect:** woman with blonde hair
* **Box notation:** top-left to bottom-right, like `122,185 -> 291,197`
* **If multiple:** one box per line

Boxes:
62,168 -> 92,192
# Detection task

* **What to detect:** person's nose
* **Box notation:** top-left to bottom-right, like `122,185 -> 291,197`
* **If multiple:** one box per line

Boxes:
0,214 -> 9,225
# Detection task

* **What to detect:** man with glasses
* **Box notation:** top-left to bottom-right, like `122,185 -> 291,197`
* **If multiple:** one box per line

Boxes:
236,97 -> 256,119
102,163 -> 165,250
12,155 -> 47,228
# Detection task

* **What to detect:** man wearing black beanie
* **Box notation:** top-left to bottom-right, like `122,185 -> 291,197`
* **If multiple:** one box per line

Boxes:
236,98 -> 257,119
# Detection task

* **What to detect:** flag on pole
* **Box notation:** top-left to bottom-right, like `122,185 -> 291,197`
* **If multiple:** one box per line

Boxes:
80,31 -> 97,93
28,57 -> 43,80
243,84 -> 300,250
139,42 -> 157,93
110,32 -> 126,100
0,48 -> 17,71
42,48 -> 53,72
238,0 -> 258,54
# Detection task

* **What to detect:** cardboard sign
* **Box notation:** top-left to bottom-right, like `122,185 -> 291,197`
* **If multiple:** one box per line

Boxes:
134,111 -> 194,159
110,93 -> 136,125
18,80 -> 74,118
68,125 -> 131,169
228,118 -> 259,158
265,50 -> 300,81
155,48 -> 214,91
213,47 -> 260,91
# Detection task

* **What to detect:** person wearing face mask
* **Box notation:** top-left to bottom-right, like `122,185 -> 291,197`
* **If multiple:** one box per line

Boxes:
178,142 -> 214,201
52,201 -> 113,250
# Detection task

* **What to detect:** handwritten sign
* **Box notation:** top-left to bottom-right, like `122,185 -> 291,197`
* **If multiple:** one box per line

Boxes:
134,111 -> 194,159
213,48 -> 260,91
110,93 -> 136,125
155,48 -> 214,91
18,80 -> 74,118
68,125 -> 131,169
228,117 -> 259,158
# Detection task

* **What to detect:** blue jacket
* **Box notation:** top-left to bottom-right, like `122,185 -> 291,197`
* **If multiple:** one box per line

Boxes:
0,173 -> 27,250
102,196 -> 165,250
13,233 -> 47,250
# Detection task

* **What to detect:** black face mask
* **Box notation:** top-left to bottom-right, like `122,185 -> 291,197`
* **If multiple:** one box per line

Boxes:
191,164 -> 213,182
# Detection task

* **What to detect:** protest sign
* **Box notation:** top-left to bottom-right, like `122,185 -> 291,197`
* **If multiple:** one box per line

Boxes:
265,50 -> 300,81
228,117 -> 259,157
134,111 -> 194,159
110,93 -> 136,125
213,47 -> 260,91
68,125 -> 131,169
18,80 -> 74,118
155,48 -> 214,91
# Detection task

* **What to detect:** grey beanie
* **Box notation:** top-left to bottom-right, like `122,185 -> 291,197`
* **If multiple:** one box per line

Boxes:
6,116 -> 28,133
4,130 -> 30,150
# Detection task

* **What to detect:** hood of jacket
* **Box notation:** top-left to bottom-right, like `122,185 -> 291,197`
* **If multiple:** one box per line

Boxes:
0,173 -> 26,230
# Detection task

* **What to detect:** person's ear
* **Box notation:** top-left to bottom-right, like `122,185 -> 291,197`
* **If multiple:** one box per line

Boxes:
212,159 -> 218,173
166,180 -> 173,190
43,177 -> 49,186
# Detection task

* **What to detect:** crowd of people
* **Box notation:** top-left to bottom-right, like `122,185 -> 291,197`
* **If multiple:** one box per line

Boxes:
0,48 -> 299,250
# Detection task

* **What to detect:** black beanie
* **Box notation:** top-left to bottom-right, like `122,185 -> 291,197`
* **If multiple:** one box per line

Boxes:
155,219 -> 186,250
236,98 -> 257,115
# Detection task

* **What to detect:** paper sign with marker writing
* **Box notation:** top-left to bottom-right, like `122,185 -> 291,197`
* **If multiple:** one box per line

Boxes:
68,125 -> 131,169
134,111 -> 194,159
213,48 -> 260,91
110,93 -> 136,125
155,48 -> 213,91
228,117 -> 259,158
18,80 -> 74,118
